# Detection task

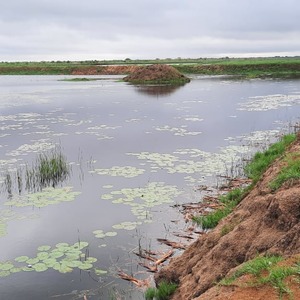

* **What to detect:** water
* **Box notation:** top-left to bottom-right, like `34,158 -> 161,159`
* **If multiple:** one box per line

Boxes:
0,75 -> 300,299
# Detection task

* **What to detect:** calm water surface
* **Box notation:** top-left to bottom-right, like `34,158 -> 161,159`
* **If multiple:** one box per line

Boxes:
0,75 -> 300,299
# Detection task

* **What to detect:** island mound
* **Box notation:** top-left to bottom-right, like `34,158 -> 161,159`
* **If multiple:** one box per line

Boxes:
123,64 -> 190,85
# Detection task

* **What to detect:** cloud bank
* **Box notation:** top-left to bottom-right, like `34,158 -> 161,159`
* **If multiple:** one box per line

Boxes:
1,0 -> 299,61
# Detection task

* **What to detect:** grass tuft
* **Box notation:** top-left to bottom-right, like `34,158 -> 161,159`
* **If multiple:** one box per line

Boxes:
245,134 -> 296,184
145,281 -> 177,300
269,154 -> 300,191
219,255 -> 300,299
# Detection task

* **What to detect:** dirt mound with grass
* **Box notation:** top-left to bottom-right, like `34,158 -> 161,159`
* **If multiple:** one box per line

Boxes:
155,135 -> 300,299
123,64 -> 190,84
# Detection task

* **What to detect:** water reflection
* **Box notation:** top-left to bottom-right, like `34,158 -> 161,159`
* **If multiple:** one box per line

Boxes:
134,84 -> 185,97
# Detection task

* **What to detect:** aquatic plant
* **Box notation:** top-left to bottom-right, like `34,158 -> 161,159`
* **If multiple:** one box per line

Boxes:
91,165 -> 145,178
2,148 -> 71,195
0,241 -> 101,277
101,182 -> 182,221
4,186 -> 81,208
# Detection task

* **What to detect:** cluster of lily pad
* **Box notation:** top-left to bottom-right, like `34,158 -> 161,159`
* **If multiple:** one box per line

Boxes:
0,242 -> 101,278
155,125 -> 201,136
4,186 -> 81,208
238,94 -> 300,111
91,166 -> 145,178
101,182 -> 183,221
128,144 -> 250,180
7,139 -> 56,157
75,124 -> 120,140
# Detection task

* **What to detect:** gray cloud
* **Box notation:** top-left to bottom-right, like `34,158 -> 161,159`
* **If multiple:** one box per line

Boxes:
1,0 -> 299,61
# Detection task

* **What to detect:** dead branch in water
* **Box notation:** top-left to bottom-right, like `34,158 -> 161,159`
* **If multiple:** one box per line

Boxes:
137,249 -> 174,273
117,271 -> 150,288
157,238 -> 186,250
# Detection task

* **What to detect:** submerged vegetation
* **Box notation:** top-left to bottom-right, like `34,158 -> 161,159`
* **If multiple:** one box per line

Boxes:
193,133 -> 297,229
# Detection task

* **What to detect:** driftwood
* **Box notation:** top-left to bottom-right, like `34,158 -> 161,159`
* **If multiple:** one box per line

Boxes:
117,271 -> 150,288
157,238 -> 186,250
137,249 -> 174,273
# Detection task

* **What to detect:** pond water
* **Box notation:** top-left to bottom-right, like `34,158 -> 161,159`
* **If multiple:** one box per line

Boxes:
0,75 -> 300,299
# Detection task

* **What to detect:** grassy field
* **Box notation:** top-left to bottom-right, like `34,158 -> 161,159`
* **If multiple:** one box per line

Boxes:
0,57 -> 300,77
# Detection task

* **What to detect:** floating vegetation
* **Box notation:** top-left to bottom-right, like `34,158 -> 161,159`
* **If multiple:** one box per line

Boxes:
4,186 -> 81,208
93,229 -> 118,238
75,124 -> 120,140
91,166 -> 145,178
0,209 -> 38,238
112,221 -> 141,231
101,182 -> 183,220
238,94 -> 300,111
175,115 -> 204,122
128,145 -> 250,179
155,125 -> 201,136
2,148 -> 71,195
0,241 -> 99,277
7,139 -> 56,157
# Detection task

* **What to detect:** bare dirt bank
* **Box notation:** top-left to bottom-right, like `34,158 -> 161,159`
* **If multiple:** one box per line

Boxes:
155,135 -> 300,299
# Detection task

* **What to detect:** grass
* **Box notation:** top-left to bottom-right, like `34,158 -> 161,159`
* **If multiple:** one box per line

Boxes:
1,57 -> 300,77
2,148 -> 70,195
245,134 -> 296,184
219,255 -> 300,299
145,281 -> 177,300
269,154 -> 300,191
193,133 -> 296,230
193,187 -> 249,229
36,150 -> 70,188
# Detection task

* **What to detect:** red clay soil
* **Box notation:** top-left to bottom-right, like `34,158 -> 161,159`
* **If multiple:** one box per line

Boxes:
123,64 -> 190,84
197,254 -> 300,300
155,135 -> 300,299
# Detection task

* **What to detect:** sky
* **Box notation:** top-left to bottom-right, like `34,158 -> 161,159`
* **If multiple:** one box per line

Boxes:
1,0 -> 300,61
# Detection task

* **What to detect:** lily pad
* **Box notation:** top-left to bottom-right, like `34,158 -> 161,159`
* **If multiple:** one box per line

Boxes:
78,262 -> 93,270
32,263 -> 48,272
0,262 -> 14,271
37,245 -> 51,252
0,270 -> 10,277
26,258 -> 40,265
95,268 -> 107,275
15,256 -> 29,263
105,231 -> 117,237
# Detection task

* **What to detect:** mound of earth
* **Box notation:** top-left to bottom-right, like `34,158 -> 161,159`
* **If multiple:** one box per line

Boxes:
155,134 -> 300,299
123,64 -> 190,84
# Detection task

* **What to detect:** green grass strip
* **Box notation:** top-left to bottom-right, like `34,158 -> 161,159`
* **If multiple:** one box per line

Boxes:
269,155 -> 300,191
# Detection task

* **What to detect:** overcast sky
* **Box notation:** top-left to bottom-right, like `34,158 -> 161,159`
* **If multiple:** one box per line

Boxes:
1,0 -> 300,61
